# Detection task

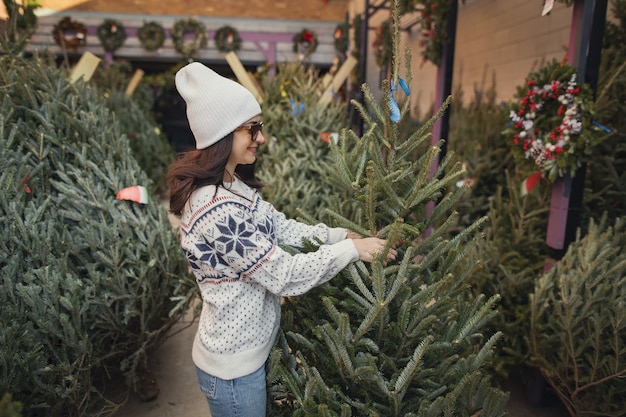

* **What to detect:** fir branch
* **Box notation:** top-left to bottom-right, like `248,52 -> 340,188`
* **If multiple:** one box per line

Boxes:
344,262 -> 376,304
343,287 -> 374,312
474,331 -> 504,368
390,0 -> 401,86
322,208 -> 370,236
455,294 -> 501,342
318,323 -> 355,380
397,95 -> 452,160
366,164 -> 377,233
393,335 -> 433,401
360,83 -> 386,126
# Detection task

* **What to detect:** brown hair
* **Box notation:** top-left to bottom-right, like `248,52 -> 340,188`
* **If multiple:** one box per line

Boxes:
166,133 -> 264,216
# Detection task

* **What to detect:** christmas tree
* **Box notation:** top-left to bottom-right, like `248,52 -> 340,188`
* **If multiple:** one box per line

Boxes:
93,61 -> 177,197
463,171 -> 551,380
0,0 -> 39,56
529,215 -> 626,417
458,0 -> 626,389
258,61 -> 350,221
266,1 -> 509,415
0,53 -> 196,416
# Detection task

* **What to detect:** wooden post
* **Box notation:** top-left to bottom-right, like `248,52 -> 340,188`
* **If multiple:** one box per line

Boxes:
545,0 -> 607,253
319,55 -> 358,105
69,51 -> 101,84
224,51 -> 264,103
124,69 -> 145,97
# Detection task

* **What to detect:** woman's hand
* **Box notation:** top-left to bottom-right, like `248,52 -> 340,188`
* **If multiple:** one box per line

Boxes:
351,237 -> 398,263
346,231 -> 362,240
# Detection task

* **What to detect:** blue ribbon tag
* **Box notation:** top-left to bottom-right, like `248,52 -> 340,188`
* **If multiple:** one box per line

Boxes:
591,120 -> 611,133
398,77 -> 410,95
388,90 -> 400,123
290,98 -> 305,116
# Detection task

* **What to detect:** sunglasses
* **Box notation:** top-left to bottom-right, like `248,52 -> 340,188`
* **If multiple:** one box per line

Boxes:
236,121 -> 264,142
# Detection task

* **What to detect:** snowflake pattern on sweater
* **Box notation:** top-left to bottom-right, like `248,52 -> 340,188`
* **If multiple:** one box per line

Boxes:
184,195 -> 276,283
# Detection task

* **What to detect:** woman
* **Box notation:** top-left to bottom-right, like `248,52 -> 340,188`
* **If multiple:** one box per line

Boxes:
167,62 -> 396,417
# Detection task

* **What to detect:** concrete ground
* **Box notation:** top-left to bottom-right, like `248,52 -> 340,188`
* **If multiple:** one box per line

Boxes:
113,315 -> 568,417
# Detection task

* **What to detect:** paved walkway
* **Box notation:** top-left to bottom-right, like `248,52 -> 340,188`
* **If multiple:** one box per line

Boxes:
115,312 -> 207,417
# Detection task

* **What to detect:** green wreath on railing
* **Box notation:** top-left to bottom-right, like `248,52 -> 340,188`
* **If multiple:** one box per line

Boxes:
52,16 -> 87,51
137,21 -> 165,52
292,28 -> 318,59
171,17 -> 208,58
97,19 -> 126,52
214,25 -> 242,53
333,22 -> 349,55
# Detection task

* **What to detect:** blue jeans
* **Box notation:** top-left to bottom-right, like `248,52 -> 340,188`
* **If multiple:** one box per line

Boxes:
195,364 -> 267,417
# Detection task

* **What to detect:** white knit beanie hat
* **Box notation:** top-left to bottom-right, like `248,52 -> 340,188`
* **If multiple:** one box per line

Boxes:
175,62 -> 261,149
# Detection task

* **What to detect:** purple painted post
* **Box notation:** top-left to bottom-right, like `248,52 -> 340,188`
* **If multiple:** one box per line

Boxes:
242,32 -> 295,77
545,175 -> 572,249
545,2 -> 583,250
545,0 -> 607,251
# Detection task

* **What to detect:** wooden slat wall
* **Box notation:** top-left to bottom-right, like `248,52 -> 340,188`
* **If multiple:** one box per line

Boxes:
27,13 -> 342,66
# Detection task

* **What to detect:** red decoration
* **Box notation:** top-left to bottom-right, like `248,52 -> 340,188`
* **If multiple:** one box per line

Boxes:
292,29 -> 318,59
116,186 -> 149,204
19,173 -> 31,193
320,132 -> 338,144
520,172 -> 543,196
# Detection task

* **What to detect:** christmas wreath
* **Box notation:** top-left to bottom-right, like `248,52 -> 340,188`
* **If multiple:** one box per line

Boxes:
52,16 -> 87,51
97,19 -> 126,52
171,18 -> 208,58
417,0 -> 456,66
292,29 -> 318,58
504,60 -> 598,180
214,25 -> 242,53
137,21 -> 165,52
372,21 -> 392,68
333,22 -> 349,55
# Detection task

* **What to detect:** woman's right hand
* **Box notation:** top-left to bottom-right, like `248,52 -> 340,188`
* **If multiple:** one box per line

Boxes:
351,237 -> 397,263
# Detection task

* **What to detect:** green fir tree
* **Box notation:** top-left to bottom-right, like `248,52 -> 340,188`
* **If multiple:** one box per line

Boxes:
464,171 -> 551,380
93,61 -> 177,197
0,0 -> 39,56
266,1 -> 508,415
258,61 -> 350,221
529,216 -> 626,417
447,79 -> 512,229
0,53 -> 196,416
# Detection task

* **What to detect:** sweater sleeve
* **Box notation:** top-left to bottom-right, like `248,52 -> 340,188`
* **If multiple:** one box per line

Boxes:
190,200 -> 358,297
270,204 -> 347,247
249,239 -> 358,297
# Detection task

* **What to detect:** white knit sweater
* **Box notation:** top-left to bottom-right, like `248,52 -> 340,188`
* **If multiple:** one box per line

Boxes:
180,178 -> 359,380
